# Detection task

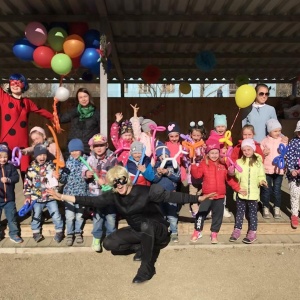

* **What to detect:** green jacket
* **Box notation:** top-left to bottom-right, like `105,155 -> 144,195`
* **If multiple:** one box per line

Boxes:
234,154 -> 266,201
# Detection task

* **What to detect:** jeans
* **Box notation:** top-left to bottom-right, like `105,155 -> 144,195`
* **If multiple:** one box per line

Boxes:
92,209 -> 116,239
261,174 -> 283,208
160,202 -> 178,235
0,201 -> 19,238
64,202 -> 85,235
31,201 -> 63,233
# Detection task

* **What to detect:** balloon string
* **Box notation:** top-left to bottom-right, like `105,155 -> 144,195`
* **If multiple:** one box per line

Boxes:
52,75 -> 64,133
230,108 -> 240,131
59,75 -> 64,87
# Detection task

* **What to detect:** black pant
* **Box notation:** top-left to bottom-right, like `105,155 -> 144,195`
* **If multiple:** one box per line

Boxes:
103,219 -> 170,276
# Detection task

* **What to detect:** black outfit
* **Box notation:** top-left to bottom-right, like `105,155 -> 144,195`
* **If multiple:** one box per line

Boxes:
0,163 -> 19,203
75,184 -> 199,282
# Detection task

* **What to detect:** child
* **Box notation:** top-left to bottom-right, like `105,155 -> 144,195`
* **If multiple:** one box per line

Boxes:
286,120 -> 300,229
60,139 -> 87,246
23,143 -> 64,243
231,125 -> 264,163
260,119 -> 288,219
110,112 -> 134,166
229,139 -> 267,244
153,142 -> 181,242
190,140 -> 244,244
0,143 -> 23,243
126,141 -> 154,185
83,133 -> 117,252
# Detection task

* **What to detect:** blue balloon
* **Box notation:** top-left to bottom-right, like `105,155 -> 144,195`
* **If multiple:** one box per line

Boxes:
195,50 -> 216,72
13,38 -> 36,61
80,48 -> 100,69
83,29 -> 100,48
89,62 -> 100,75
107,58 -> 112,73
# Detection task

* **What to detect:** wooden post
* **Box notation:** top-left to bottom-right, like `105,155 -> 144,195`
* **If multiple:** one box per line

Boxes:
100,63 -> 108,136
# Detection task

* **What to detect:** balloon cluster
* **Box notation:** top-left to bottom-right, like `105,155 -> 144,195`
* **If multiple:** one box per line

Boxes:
13,22 -> 112,80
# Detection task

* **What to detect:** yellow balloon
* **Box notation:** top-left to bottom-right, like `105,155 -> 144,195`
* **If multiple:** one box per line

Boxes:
235,85 -> 256,108
179,82 -> 191,94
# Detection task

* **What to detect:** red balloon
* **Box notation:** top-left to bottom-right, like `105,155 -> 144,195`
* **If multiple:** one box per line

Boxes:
69,22 -> 89,36
142,65 -> 161,84
33,46 -> 55,68
71,56 -> 81,69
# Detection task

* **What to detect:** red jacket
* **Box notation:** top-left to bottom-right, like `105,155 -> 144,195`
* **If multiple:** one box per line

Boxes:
231,140 -> 264,163
190,159 -> 240,199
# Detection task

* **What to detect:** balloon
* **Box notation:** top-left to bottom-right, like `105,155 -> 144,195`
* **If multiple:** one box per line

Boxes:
195,51 -> 216,71
83,29 -> 100,48
13,38 -> 36,61
69,22 -> 89,36
25,22 -> 48,46
33,46 -> 55,68
71,56 -> 81,69
179,82 -> 191,94
49,22 -> 69,33
80,48 -> 100,68
82,71 -> 94,81
55,86 -> 70,102
90,62 -> 100,75
63,34 -> 85,58
51,53 -> 72,75
142,65 -> 161,84
235,85 -> 256,108
235,75 -> 249,87
47,27 -> 68,51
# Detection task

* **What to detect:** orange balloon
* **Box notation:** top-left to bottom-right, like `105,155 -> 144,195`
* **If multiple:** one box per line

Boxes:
63,34 -> 85,58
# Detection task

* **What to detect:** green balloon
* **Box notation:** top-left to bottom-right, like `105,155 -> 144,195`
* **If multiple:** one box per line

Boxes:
47,27 -> 67,51
51,53 -> 72,75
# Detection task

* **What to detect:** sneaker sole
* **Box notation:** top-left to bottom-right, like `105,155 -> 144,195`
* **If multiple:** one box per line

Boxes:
9,238 -> 23,244
242,238 -> 257,244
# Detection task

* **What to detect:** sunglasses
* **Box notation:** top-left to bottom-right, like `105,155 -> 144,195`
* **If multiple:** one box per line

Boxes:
258,92 -> 269,97
113,176 -> 128,188
9,80 -> 25,88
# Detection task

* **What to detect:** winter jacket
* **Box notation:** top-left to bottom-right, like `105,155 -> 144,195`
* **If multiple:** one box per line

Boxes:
235,154 -> 266,201
231,140 -> 264,163
0,163 -> 19,203
190,159 -> 240,199
286,136 -> 300,183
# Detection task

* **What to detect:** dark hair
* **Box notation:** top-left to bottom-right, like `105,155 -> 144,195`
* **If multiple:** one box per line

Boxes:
189,121 -> 207,140
8,73 -> 29,93
76,88 -> 95,107
255,83 -> 270,93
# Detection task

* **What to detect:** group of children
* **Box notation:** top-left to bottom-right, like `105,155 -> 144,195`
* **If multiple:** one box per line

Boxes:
1,103 -> 300,247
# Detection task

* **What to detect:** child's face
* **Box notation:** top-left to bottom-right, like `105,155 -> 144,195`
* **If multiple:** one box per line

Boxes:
207,149 -> 219,161
242,146 -> 254,158
269,128 -> 282,139
132,152 -> 142,161
0,152 -> 8,165
35,154 -> 47,164
70,150 -> 81,159
93,143 -> 107,156
122,132 -> 133,141
242,128 -> 254,139
31,132 -> 44,145
215,126 -> 226,135
190,130 -> 203,142
168,132 -> 180,144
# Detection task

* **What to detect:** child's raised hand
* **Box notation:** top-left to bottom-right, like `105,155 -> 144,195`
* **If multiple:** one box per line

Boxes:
85,170 -> 94,179
130,103 -> 139,117
115,112 -> 123,123
238,188 -> 247,196
137,164 -> 146,172
260,180 -> 268,187
97,177 -> 106,186
198,192 -> 216,202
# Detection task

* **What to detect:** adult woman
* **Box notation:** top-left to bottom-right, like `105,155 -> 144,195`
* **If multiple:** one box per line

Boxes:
0,73 -> 53,175
242,84 -> 277,142
59,88 -> 100,155
47,165 -> 215,284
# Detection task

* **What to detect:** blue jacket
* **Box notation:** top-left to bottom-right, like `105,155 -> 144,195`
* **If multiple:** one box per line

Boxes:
126,155 -> 154,183
0,163 -> 19,203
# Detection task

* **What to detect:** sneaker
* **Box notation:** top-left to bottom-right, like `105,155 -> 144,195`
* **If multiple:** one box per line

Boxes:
223,208 -> 232,218
190,230 -> 203,242
242,230 -> 257,244
229,228 -> 241,242
10,236 -> 23,244
53,232 -> 64,243
91,237 -> 102,252
263,207 -> 270,219
33,233 -> 44,243
274,207 -> 281,219
291,215 -> 299,229
211,232 -> 218,244
171,234 -> 179,243
75,233 -> 83,244
66,234 -> 74,246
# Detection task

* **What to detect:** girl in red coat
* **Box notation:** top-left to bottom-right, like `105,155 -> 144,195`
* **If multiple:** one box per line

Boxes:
190,140 -> 246,244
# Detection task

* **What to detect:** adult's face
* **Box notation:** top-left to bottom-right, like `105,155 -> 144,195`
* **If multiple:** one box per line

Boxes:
77,91 -> 90,107
255,86 -> 269,105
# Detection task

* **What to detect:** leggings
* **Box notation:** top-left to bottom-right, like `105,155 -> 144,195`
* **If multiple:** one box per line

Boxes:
235,197 -> 258,231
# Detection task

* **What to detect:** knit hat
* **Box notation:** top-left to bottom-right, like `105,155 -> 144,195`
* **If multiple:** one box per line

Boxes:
167,122 -> 180,135
241,138 -> 256,151
205,139 -> 220,154
30,126 -> 46,138
34,143 -> 47,158
294,120 -> 300,132
68,138 -> 84,153
0,144 -> 9,154
88,134 -> 107,146
214,114 -> 227,128
130,141 -> 144,154
266,119 -> 282,133
155,141 -> 170,157
141,119 -> 157,133
120,120 -> 133,135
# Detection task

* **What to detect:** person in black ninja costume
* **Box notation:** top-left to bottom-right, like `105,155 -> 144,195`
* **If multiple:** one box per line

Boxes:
47,165 -> 215,284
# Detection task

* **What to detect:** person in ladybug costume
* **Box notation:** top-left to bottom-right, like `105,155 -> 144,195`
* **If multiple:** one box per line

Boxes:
0,73 -> 53,179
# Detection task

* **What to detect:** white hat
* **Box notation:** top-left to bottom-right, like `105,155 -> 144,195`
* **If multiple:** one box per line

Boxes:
294,120 -> 300,132
241,138 -> 256,151
266,119 -> 282,133
30,126 -> 46,138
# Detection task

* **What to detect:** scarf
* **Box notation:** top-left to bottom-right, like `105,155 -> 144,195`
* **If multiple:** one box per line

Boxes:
77,104 -> 95,120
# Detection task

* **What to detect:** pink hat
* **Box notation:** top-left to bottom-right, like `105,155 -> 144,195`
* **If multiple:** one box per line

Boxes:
88,134 -> 107,146
241,138 -> 256,151
205,139 -> 220,154
30,126 -> 46,138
